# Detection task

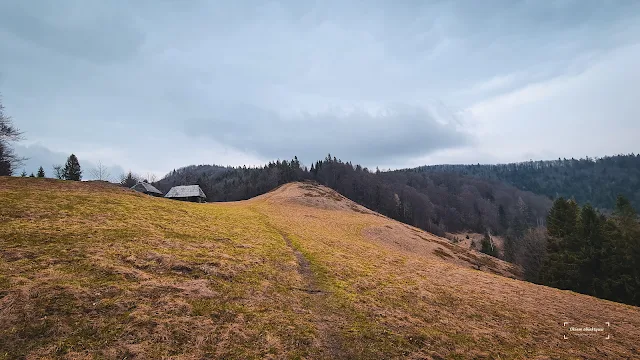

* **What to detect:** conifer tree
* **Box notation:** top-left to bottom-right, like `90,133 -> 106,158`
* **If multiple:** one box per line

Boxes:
37,166 -> 45,178
119,171 -> 139,187
62,154 -> 82,181
540,197 -> 579,289
480,231 -> 498,257
575,204 -> 603,294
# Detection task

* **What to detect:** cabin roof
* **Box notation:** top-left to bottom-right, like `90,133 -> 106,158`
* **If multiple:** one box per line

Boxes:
132,182 -> 163,195
164,185 -> 207,199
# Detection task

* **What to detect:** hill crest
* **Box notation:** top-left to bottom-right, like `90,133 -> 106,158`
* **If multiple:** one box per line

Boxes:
255,181 -> 519,278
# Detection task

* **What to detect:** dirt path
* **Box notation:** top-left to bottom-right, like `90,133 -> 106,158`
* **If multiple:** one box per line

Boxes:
280,232 -> 345,359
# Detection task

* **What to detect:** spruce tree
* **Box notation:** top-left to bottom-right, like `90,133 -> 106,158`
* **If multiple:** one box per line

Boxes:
37,166 -> 45,178
575,204 -> 603,295
540,197 -> 580,289
606,196 -> 640,305
119,171 -> 139,187
480,231 -> 498,257
62,154 -> 82,181
20,170 -> 27,177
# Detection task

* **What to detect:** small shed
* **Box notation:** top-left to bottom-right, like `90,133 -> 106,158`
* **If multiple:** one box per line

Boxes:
131,182 -> 163,197
164,185 -> 207,203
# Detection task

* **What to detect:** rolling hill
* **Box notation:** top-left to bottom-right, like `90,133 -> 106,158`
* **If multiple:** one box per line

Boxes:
1,177 -> 639,359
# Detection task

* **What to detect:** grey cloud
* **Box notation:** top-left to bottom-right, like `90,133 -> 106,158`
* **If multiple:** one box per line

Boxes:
0,1 -> 144,63
184,103 -> 470,166
1,0 -> 639,173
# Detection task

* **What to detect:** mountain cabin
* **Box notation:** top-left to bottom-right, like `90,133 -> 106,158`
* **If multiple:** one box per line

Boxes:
164,185 -> 207,203
131,182 -> 163,197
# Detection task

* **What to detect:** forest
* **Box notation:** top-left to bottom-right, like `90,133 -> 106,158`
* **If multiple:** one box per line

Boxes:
406,154 -> 640,212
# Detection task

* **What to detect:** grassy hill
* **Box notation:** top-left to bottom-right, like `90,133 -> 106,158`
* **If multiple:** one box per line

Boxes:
1,177 -> 639,359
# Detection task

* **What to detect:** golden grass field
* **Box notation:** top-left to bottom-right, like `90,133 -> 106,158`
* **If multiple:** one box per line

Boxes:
1,177 -> 639,359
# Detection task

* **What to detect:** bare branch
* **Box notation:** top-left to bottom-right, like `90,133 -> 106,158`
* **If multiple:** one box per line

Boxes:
90,161 -> 111,181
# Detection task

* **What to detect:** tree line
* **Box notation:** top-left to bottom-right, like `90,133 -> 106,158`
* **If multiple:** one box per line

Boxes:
408,154 -> 640,212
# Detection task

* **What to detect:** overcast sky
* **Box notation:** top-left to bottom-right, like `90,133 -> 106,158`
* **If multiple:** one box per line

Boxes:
1,0 -> 639,179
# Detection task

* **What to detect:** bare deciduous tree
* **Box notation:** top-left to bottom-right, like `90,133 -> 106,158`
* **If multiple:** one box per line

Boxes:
90,161 -> 111,181
52,165 -> 64,179
0,95 -> 25,175
515,227 -> 548,282
143,172 -> 157,183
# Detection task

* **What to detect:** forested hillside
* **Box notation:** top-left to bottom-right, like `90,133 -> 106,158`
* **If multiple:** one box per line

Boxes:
154,164 -> 231,189
155,155 -> 551,237
406,154 -> 640,211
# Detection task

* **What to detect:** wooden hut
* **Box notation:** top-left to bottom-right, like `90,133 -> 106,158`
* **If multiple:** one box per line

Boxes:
131,182 -> 163,197
164,185 -> 207,203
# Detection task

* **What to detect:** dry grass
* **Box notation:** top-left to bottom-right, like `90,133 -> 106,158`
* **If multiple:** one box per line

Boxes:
1,178 -> 639,359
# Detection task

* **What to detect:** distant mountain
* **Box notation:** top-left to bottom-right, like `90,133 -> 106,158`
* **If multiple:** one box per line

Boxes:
154,155 -> 552,237
404,154 -> 640,211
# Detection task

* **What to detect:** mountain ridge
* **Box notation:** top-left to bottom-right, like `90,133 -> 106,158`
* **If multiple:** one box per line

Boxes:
404,153 -> 640,211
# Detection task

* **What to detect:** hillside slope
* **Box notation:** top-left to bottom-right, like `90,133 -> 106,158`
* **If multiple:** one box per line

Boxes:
1,178 -> 639,359
408,154 -> 640,211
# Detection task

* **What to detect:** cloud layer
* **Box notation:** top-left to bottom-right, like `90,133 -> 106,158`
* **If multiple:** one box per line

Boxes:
1,0 -> 639,175
185,103 -> 469,164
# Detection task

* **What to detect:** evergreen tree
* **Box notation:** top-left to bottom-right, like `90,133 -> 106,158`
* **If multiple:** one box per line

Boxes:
575,204 -> 604,295
20,170 -> 26,177
37,166 -> 45,178
605,196 -> 640,305
540,198 -> 579,289
29,172 -> 35,177
480,231 -> 498,257
62,154 -> 82,181
120,171 -> 140,188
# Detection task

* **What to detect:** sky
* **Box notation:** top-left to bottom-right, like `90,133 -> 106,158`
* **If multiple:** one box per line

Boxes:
1,0 -> 639,179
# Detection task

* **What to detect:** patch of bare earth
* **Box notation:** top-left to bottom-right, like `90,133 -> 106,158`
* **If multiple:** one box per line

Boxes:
280,232 -> 345,359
